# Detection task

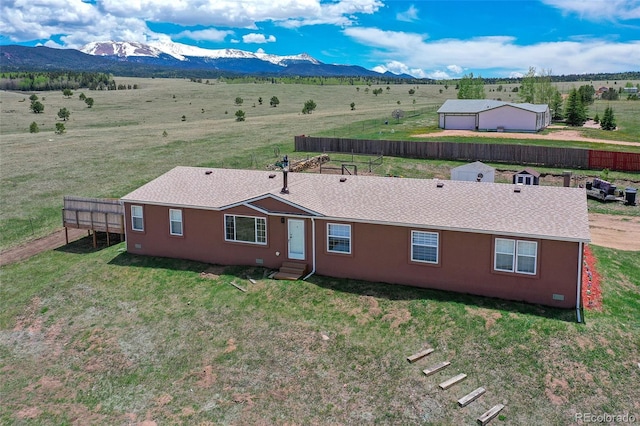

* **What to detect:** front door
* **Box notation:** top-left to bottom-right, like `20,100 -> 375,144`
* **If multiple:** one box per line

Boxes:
288,219 -> 305,260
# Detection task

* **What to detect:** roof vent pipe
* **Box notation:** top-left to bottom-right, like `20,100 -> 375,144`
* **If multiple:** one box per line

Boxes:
281,155 -> 289,194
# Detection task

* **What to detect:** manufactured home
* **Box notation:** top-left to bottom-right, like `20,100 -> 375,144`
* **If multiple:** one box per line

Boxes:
121,167 -> 590,312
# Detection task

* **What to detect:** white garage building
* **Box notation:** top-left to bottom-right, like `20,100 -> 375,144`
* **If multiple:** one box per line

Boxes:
438,100 -> 550,132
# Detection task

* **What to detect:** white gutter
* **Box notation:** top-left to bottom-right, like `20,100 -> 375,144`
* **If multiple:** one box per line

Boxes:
576,242 -> 584,323
303,217 -> 316,281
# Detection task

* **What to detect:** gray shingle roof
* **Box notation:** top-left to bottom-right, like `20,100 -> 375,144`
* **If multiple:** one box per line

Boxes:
121,166 -> 590,242
437,99 -> 548,114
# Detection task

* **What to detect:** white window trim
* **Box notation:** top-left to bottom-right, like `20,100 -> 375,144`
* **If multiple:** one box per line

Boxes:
494,238 -> 537,275
224,214 -> 267,245
327,223 -> 351,254
131,205 -> 144,232
411,230 -> 439,264
516,240 -> 537,275
169,209 -> 183,236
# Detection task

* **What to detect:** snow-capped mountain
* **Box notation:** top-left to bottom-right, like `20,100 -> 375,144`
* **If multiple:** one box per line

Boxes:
80,40 -> 320,67
1,42 -> 412,78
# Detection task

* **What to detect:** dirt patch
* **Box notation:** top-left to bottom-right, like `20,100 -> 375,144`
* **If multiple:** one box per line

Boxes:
465,306 -> 502,329
588,214 -> 640,251
195,365 -> 216,388
15,407 -> 42,420
412,128 -> 640,147
544,374 -> 570,405
0,228 -> 90,266
200,265 -> 226,280
381,308 -> 412,329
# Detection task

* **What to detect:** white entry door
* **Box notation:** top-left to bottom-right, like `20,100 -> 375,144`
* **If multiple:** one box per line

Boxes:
288,219 -> 305,260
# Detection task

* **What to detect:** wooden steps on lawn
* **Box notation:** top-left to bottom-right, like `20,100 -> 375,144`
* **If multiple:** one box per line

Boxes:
458,387 -> 486,407
477,404 -> 505,425
422,361 -> 450,376
439,373 -> 467,390
273,261 -> 307,280
407,348 -> 434,363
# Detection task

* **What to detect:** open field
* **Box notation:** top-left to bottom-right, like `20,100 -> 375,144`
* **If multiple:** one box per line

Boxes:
1,78 -> 639,251
1,78 -> 639,424
0,239 -> 638,425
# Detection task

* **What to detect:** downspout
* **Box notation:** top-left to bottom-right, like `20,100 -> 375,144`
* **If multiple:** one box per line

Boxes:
303,217 -> 316,280
576,242 -> 584,323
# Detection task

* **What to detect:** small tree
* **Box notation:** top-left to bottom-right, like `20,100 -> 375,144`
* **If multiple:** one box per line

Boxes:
29,94 -> 38,102
391,109 -> 405,123
564,88 -> 586,126
30,101 -> 44,114
550,89 -> 564,121
408,88 -> 415,95
350,102 -> 355,111
600,106 -> 616,131
270,96 -> 280,107
85,97 -> 94,108
235,97 -> 244,105
79,92 -> 86,101
55,123 -> 66,134
235,110 -> 245,121
258,97 -> 263,105
62,88 -> 73,98
593,113 -> 600,124
57,107 -> 70,121
302,99 -> 317,114
29,122 -> 39,133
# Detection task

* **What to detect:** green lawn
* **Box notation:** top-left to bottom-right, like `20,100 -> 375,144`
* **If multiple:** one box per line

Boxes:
0,239 -> 638,424
1,78 -> 639,424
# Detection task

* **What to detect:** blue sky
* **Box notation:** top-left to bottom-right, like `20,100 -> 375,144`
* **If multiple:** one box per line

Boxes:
1,0 -> 639,78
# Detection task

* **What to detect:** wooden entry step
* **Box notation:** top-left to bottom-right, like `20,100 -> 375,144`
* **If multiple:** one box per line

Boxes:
273,261 -> 308,280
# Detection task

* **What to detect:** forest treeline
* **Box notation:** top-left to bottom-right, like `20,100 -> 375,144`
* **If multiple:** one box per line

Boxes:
0,71 -> 125,91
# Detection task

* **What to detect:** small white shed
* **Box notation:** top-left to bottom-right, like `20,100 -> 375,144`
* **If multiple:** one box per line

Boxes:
451,161 -> 495,183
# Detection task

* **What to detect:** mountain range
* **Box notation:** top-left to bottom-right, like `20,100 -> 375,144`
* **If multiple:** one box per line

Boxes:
0,41 -> 415,79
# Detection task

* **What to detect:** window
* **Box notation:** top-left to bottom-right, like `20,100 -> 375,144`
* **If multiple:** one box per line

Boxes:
131,205 -> 144,231
169,209 -> 183,236
516,175 -> 533,185
327,223 -> 351,254
411,231 -> 439,263
494,238 -> 537,275
225,215 -> 266,245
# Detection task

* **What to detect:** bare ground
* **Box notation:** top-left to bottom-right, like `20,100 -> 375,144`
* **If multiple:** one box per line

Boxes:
412,127 -> 640,147
0,212 -> 637,269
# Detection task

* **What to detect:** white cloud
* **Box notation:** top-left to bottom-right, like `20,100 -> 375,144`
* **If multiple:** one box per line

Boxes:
541,0 -> 640,20
176,28 -> 234,42
447,64 -> 463,75
0,0 -> 382,47
397,5 -> 419,22
373,60 -> 426,78
345,27 -> 640,77
243,33 -> 276,43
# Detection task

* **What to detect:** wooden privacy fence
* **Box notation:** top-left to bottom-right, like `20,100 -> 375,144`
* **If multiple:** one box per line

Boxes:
294,136 -> 640,172
62,196 -> 125,247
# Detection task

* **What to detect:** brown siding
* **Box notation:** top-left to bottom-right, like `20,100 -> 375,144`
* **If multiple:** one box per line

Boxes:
124,202 -> 311,269
249,197 -> 311,215
313,221 -> 579,308
124,204 -> 579,308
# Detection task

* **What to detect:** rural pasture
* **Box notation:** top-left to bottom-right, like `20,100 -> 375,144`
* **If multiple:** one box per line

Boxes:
0,78 -> 639,424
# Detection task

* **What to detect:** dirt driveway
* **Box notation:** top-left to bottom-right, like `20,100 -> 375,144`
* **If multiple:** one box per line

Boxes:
413,128 -> 640,147
588,214 -> 640,251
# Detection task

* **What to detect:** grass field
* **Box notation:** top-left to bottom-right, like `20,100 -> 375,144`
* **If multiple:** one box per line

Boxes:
0,78 -> 639,424
1,78 -> 639,250
0,237 -> 638,424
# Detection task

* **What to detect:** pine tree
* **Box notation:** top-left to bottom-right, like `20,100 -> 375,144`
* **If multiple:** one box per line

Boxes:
600,106 -> 616,131
564,88 -> 586,126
